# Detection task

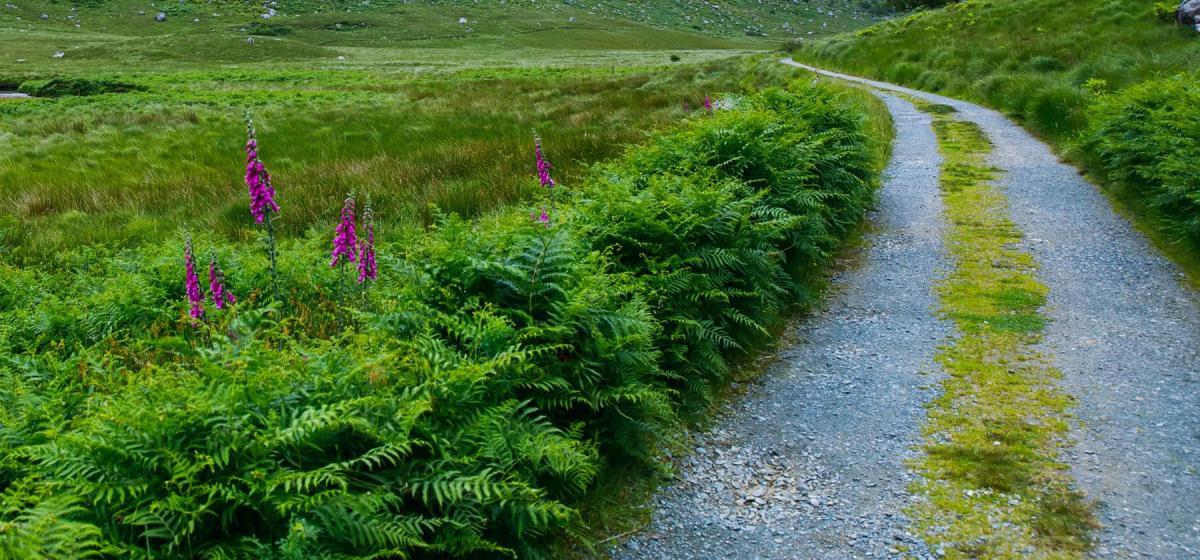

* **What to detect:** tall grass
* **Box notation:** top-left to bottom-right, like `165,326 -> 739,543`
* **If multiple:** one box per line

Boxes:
0,58 -> 797,261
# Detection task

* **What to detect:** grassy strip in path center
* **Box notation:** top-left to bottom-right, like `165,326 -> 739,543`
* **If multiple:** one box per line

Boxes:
906,98 -> 1096,558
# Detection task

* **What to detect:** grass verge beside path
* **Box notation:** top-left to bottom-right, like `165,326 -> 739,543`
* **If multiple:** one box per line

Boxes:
909,99 -> 1096,558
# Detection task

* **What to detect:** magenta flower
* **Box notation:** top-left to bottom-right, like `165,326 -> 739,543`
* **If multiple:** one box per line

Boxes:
534,134 -> 555,189
683,100 -> 691,113
703,94 -> 713,113
330,196 -> 357,268
357,206 -> 377,283
209,256 -> 236,310
184,239 -> 205,320
245,118 -> 280,224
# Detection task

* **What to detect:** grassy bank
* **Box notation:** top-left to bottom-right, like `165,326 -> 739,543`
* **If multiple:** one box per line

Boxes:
794,0 -> 1200,282
0,76 -> 891,558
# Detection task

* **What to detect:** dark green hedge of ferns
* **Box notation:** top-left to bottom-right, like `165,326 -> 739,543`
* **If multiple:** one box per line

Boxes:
0,80 -> 883,558
1080,72 -> 1200,244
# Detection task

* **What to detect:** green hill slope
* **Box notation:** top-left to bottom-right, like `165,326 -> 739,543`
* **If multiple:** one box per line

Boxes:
0,0 -> 879,75
796,0 -> 1200,278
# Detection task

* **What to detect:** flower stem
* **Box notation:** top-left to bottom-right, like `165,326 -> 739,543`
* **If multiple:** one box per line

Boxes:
265,210 -> 280,307
337,261 -> 346,332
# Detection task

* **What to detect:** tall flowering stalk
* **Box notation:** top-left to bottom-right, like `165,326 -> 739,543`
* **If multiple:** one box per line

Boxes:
533,132 -> 556,226
245,113 -> 281,305
209,256 -> 236,310
331,195 -> 357,328
703,94 -> 714,114
357,205 -> 377,284
184,238 -> 205,322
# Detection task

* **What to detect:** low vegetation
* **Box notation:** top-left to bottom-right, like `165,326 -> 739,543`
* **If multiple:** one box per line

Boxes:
1079,72 -> 1200,246
0,75 -> 890,557
910,99 -> 1095,558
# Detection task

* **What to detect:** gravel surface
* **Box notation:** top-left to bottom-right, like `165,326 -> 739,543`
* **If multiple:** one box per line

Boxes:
783,59 -> 1200,559
614,93 -> 949,560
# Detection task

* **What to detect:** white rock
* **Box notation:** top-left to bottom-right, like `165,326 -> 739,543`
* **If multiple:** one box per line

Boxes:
458,17 -> 467,24
52,51 -> 64,58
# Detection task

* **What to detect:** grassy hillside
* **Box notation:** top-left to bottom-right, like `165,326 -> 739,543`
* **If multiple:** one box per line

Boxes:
796,0 -> 1200,279
0,0 -> 878,76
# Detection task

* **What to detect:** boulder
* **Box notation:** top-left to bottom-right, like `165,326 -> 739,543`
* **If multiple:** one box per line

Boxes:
1180,0 -> 1200,26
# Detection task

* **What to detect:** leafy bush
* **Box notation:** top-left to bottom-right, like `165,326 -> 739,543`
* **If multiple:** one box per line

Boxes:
887,0 -> 957,9
17,77 -> 146,98
1080,72 -> 1200,243
241,22 -> 295,36
1153,1 -> 1179,22
0,80 -> 884,557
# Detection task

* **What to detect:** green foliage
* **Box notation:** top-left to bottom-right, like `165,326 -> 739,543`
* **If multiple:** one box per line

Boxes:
887,0 -> 956,10
17,77 -> 146,97
574,83 -> 876,404
241,22 -> 296,36
0,79 -> 886,557
1153,2 -> 1179,22
1080,72 -> 1200,243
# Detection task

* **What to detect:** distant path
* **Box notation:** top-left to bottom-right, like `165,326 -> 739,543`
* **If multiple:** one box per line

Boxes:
778,59 -> 1200,558
615,93 -> 949,559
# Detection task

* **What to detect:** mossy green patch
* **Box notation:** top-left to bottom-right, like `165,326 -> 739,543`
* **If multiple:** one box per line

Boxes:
907,97 -> 1096,559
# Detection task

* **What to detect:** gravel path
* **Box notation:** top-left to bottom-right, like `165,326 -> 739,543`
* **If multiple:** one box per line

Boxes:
781,60 -> 1200,558
614,93 -> 948,560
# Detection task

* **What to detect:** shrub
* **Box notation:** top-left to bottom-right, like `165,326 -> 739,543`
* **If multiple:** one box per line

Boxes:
17,77 -> 146,97
1026,83 -> 1088,133
1153,1 -> 1179,22
242,22 -> 295,36
1080,72 -> 1200,243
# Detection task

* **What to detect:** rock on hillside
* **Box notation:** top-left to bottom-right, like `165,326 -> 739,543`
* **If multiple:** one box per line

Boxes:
1179,0 -> 1200,26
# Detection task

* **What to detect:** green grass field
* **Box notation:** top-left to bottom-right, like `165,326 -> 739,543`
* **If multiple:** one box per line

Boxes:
0,0 -> 882,262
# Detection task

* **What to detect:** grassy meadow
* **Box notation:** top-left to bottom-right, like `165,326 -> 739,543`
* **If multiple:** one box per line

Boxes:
0,1 -> 900,557
794,0 -> 1200,280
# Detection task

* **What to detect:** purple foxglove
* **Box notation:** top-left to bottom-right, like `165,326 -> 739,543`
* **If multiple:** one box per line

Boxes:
184,239 -> 204,320
534,134 -> 555,189
357,208 -> 377,283
209,257 -> 235,310
330,196 -> 357,268
244,119 -> 280,224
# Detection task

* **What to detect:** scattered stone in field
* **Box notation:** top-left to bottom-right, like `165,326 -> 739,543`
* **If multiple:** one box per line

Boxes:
337,55 -> 347,60
52,51 -> 64,58
458,17 -> 467,24
137,10 -> 145,15
155,12 -> 166,21
246,36 -> 255,44
39,13 -> 48,20
568,16 -> 576,22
